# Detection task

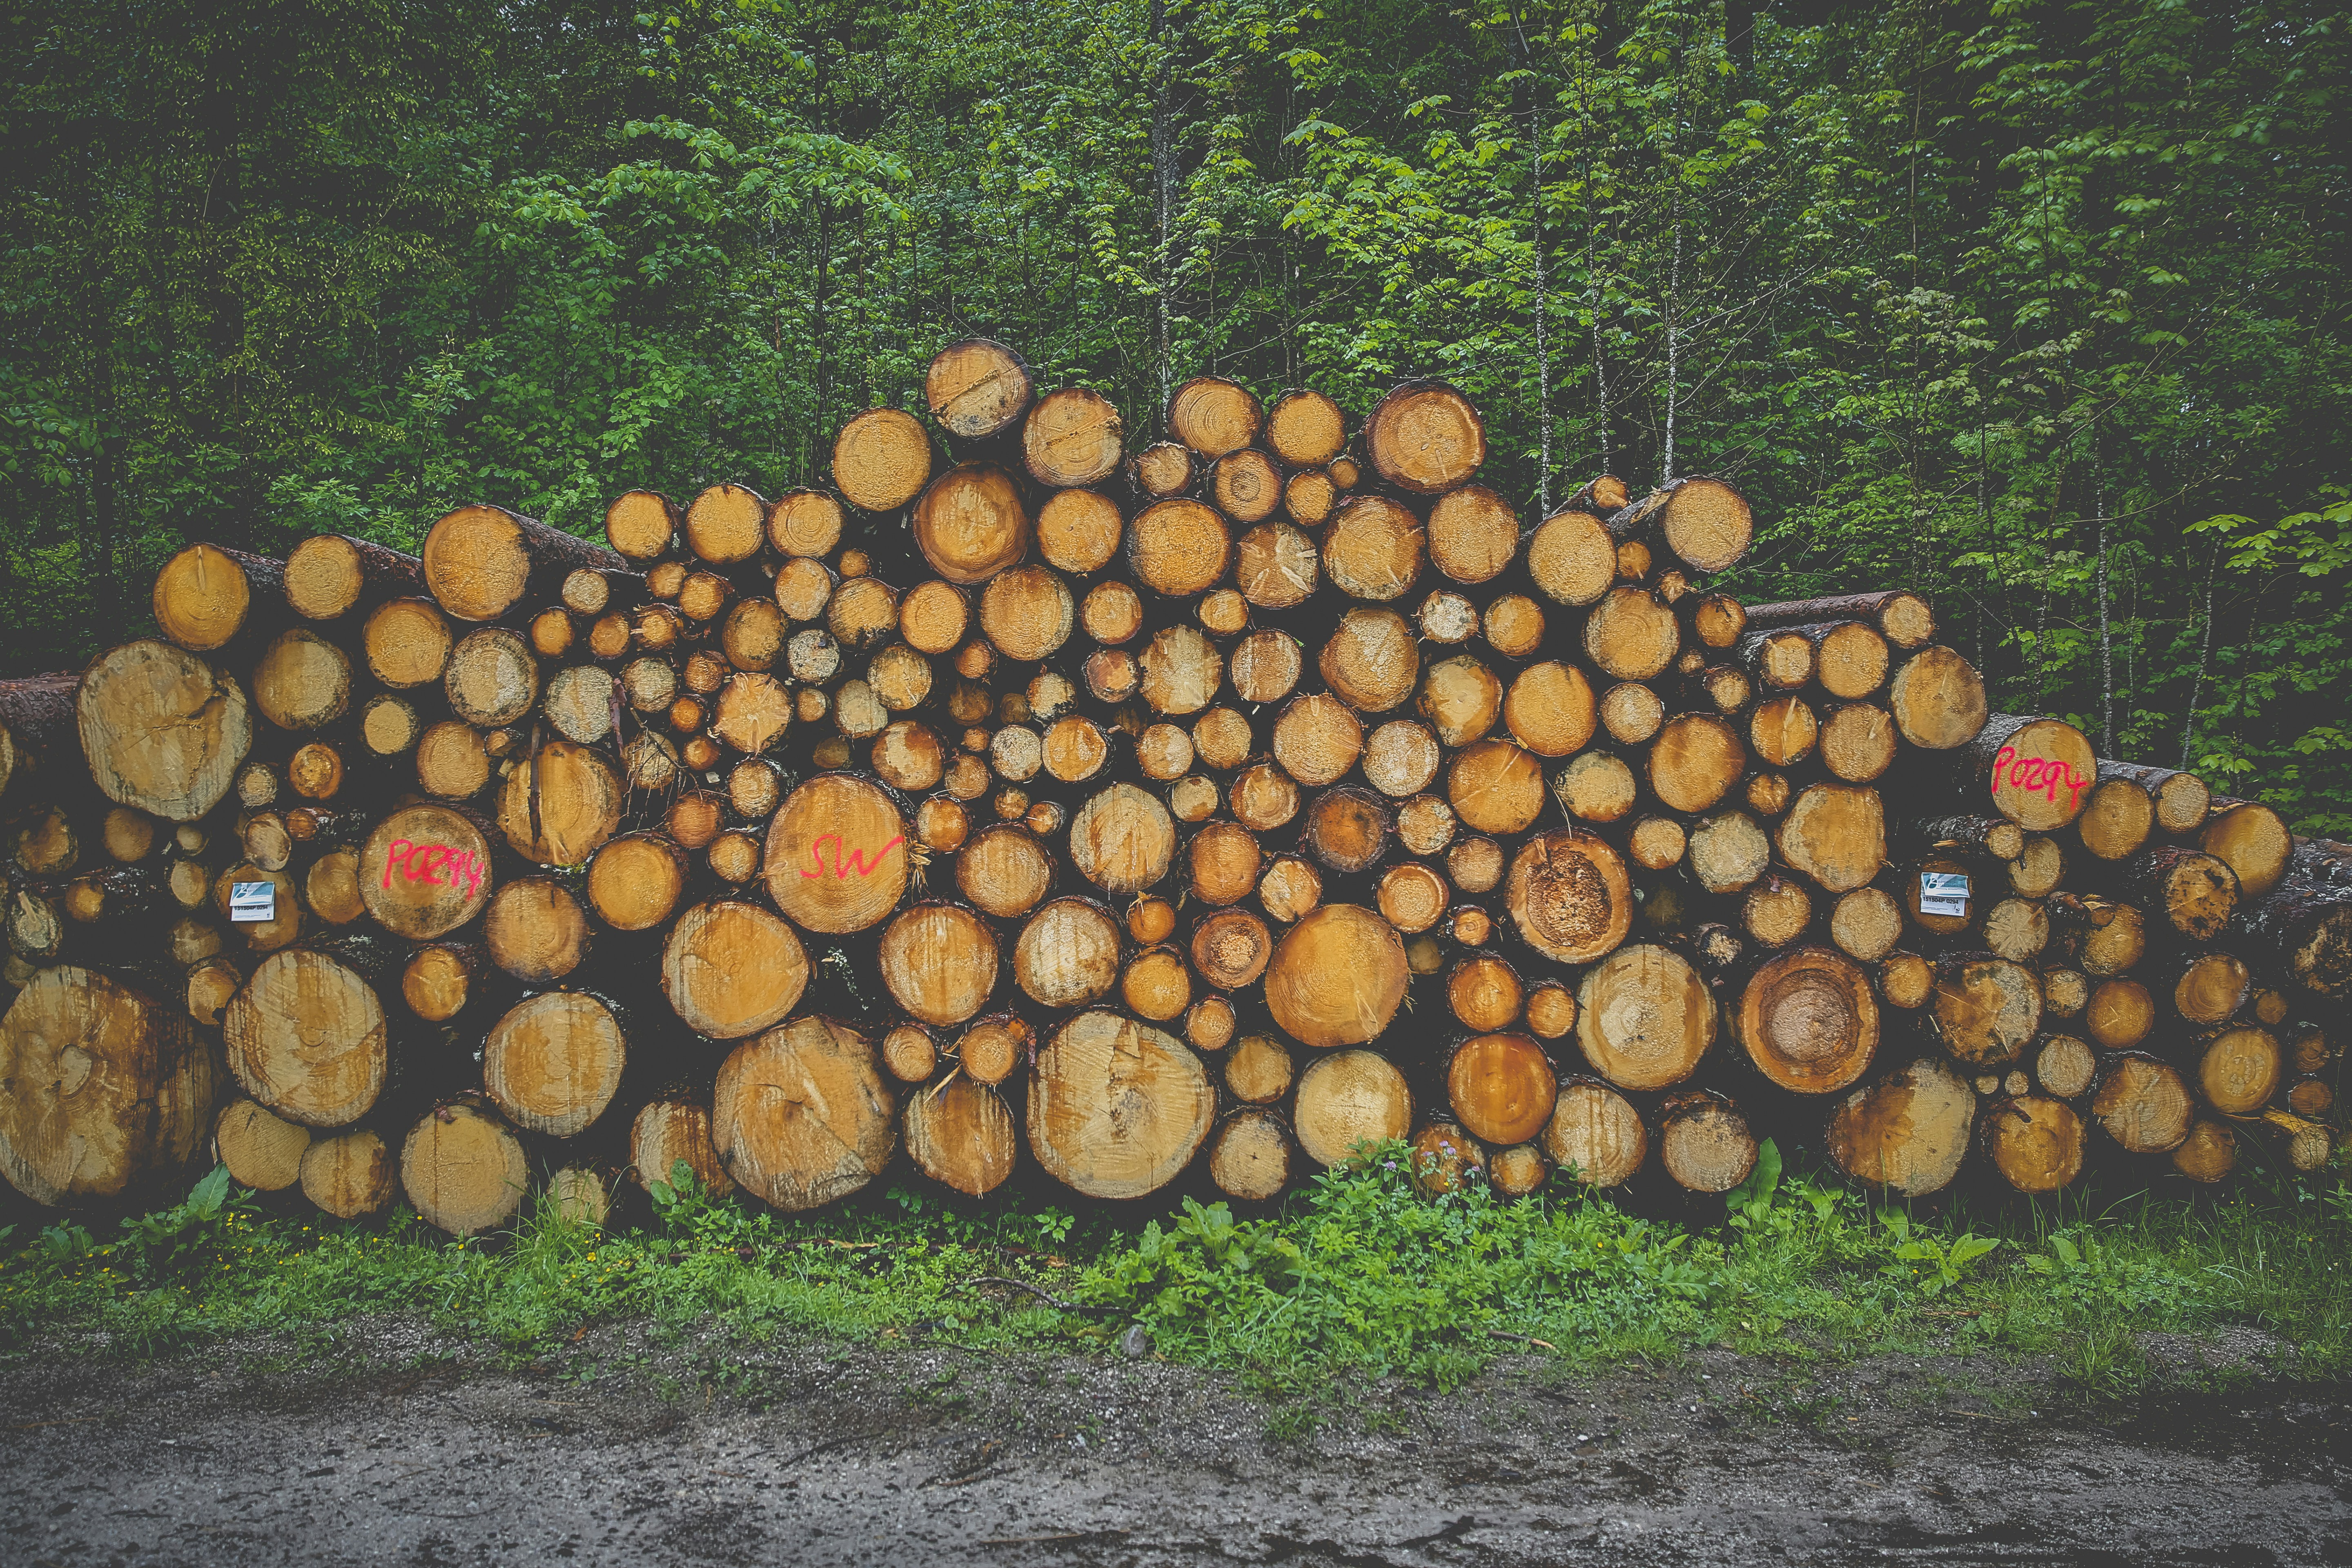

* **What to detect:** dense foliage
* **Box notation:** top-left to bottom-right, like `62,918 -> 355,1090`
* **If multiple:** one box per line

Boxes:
4,0 -> 2348,823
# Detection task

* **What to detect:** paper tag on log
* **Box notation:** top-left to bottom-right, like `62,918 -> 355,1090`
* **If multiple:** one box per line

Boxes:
229,882 -> 276,923
1918,871 -> 1969,918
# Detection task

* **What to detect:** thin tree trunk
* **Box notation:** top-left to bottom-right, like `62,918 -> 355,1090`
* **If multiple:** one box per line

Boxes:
1664,185 -> 1682,483
1152,0 -> 1174,413
2094,451 -> 2114,755
2181,534 -> 2221,769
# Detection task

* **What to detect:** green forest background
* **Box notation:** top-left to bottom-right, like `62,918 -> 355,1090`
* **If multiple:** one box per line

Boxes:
3,0 -> 2347,828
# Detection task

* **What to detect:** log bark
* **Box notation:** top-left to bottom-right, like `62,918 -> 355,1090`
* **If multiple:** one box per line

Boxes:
1742,590 -> 1934,648
1027,1010 -> 1213,1198
2234,876 -> 2352,997
715,1016 -> 895,1211
423,504 -> 624,622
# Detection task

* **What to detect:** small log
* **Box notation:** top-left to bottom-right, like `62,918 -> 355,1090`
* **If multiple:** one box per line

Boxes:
401,942 -> 485,1021
1209,1111 -> 1293,1201
2093,760 -> 2212,836
1409,1120 -> 1486,1193
1425,485 -> 1519,585
1687,810 -> 1771,895
1362,380 -> 1483,493
1983,1095 -> 2086,1193
630,1089 -> 734,1197
2171,1118 -> 2239,1183
1930,955 -> 2041,1069
927,339 -> 1033,439
1264,388 -> 1345,466
1777,784 -> 1886,894
2047,892 -> 2145,977
1263,904 -> 1408,1049
878,902 -> 999,1027
1885,646 -> 1988,751
1649,713 -> 1745,816
834,408 -> 935,511
1211,448 -> 1283,523
2034,1034 -> 2097,1098
1525,508 -> 1615,606
1322,495 -> 1425,601
1879,952 -> 1935,1009
2200,798 -> 2292,900
284,535 -> 426,621
302,1127 -> 399,1219
2075,776 -> 2155,862
1819,702 -> 1898,784
2197,1025 -> 2281,1115
1829,886 -> 1904,962
1740,874 -> 1812,949
2128,844 -> 2239,942
715,1016 -> 895,1211
1575,944 -> 1715,1091
422,505 -> 624,623
1659,1092 -> 1757,1193
151,542 -> 285,651
1747,695 -> 1816,769
1446,1033 -> 1557,1146
1541,1079 -> 1646,1187
2087,978 -> 2156,1050
764,775 -> 911,933
484,878 -> 591,984
1067,782 -> 1177,895
2170,949 -> 2252,1026
1824,1055 -> 1975,1195
1022,386 -> 1125,487
604,490 -> 681,561
1584,587 -> 1681,680
1738,947 -> 1880,1094
1505,829 -> 1634,962
1483,593 -> 1546,658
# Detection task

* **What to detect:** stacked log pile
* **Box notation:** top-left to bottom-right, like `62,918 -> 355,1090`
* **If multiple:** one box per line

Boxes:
1,338 -> 2343,1233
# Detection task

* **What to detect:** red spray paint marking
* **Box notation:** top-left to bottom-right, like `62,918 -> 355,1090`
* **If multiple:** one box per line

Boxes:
1990,746 -> 2092,812
801,833 -> 906,880
381,839 -> 487,899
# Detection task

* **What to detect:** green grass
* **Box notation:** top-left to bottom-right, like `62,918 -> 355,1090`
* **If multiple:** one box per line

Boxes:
3,1143 -> 2346,1403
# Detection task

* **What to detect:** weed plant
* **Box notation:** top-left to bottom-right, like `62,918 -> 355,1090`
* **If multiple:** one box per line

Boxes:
2,1143 -> 2344,1399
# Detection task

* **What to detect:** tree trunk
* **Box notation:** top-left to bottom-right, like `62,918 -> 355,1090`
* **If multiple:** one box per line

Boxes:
1741,590 -> 1935,648
2235,876 -> 2352,997
2128,844 -> 2239,942
360,803 -> 493,940
1776,784 -> 1886,893
1322,497 -> 1425,601
1574,944 -> 1715,1090
1445,1033 -> 1557,1146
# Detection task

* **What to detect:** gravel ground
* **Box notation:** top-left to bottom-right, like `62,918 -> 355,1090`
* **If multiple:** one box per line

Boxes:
0,1318 -> 2345,1566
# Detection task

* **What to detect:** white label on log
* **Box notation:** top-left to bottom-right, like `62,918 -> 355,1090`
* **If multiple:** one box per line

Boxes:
1918,871 -> 1969,918
229,882 -> 276,922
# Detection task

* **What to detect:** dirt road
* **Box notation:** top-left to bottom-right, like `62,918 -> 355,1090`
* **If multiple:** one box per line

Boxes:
1,1319 -> 2345,1566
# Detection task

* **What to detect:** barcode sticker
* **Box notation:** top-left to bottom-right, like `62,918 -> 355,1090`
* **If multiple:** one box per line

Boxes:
1918,871 -> 1970,918
229,882 -> 276,923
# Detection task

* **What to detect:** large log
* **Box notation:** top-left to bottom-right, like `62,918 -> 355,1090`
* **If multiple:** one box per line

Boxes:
77,641 -> 254,822
1445,1033 -> 1557,1146
1885,647 -> 1988,751
1737,947 -> 1880,1094
1575,944 -> 1715,1090
715,1017 -> 895,1211
284,535 -> 426,621
906,1074 -> 1019,1197
402,1097 -> 529,1235
223,949 -> 388,1129
1504,830 -> 1633,962
484,992 -> 625,1136
1361,380 -> 1483,494
834,408 -> 935,512
2200,798 -> 2293,900
1824,1056 -> 1974,1195
151,543 -> 285,651
1983,1095 -> 2086,1193
1542,1079 -> 1646,1187
1293,1048 -> 1413,1167
927,339 -> 1033,439
0,967 -> 217,1205
422,505 -> 624,622
662,900 -> 810,1039
1024,388 -> 1125,488
1027,1010 -> 1212,1198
